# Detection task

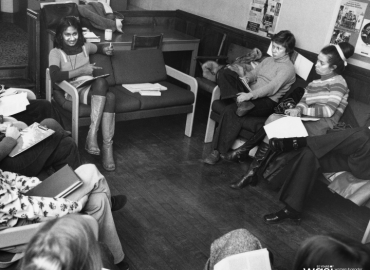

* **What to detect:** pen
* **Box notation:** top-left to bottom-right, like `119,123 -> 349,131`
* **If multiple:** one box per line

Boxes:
109,42 -> 112,49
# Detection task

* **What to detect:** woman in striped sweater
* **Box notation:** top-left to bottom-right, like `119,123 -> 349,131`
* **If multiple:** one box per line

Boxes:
228,42 -> 355,190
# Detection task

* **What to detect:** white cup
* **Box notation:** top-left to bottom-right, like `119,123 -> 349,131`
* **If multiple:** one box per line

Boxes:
105,29 -> 113,41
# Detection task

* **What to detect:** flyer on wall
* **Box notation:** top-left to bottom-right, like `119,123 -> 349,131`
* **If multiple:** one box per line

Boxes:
246,0 -> 283,37
355,18 -> 370,57
329,0 -> 370,61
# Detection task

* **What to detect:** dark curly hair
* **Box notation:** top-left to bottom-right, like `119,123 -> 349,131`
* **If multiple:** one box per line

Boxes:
53,16 -> 85,49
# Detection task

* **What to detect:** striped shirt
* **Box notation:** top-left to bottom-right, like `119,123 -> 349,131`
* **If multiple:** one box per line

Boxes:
296,73 -> 349,118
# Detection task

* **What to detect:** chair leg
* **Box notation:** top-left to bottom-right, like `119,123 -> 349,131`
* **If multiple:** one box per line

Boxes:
185,111 -> 194,137
205,118 -> 216,143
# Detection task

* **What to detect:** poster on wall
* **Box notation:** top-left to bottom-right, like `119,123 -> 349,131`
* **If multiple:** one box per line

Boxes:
329,0 -> 370,63
355,19 -> 370,57
246,0 -> 283,37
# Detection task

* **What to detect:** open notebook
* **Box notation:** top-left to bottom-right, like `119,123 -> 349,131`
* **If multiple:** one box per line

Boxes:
9,123 -> 55,157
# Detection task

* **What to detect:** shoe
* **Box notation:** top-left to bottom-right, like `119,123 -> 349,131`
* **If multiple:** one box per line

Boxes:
111,195 -> 127,211
269,137 -> 307,153
85,95 -> 106,155
102,112 -> 116,171
229,142 -> 270,189
263,208 -> 301,224
204,150 -> 220,165
236,101 -> 255,117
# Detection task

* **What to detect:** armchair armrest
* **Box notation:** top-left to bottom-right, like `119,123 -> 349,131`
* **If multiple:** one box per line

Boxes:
165,65 -> 198,137
55,81 -> 80,144
0,223 -> 41,249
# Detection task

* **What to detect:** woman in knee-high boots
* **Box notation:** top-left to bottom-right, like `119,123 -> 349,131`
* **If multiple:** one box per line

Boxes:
49,16 -> 116,171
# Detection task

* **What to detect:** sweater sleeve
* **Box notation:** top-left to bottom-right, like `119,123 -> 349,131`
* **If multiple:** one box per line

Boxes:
0,170 -> 82,224
250,62 -> 295,99
296,80 -> 349,117
49,48 -> 69,83
0,137 -> 17,162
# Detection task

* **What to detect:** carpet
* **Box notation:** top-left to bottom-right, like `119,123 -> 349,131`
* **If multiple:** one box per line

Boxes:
0,22 -> 28,66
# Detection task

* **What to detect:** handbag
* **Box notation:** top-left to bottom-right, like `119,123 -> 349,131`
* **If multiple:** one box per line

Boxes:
274,98 -> 296,114
41,3 -> 80,29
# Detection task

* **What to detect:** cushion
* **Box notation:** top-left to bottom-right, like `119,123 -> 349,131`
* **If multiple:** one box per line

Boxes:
108,85 -> 141,113
345,98 -> 370,127
119,81 -> 195,110
111,49 -> 167,84
90,54 -> 116,86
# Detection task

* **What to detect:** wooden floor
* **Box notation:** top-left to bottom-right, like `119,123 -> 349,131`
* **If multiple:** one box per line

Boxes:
76,94 -> 370,270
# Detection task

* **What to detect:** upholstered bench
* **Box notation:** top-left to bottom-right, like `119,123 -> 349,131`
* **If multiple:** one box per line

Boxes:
46,49 -> 198,144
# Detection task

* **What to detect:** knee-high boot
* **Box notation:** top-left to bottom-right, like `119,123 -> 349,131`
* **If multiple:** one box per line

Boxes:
230,142 -> 270,189
85,95 -> 106,155
102,112 -> 115,171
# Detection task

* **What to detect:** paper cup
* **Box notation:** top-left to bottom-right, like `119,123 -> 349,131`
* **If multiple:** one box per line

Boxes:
105,29 -> 113,41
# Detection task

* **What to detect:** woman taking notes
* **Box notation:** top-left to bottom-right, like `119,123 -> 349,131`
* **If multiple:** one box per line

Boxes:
49,16 -> 116,171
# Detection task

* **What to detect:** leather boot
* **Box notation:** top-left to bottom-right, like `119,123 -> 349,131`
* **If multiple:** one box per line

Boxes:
221,127 -> 266,163
85,95 -> 106,155
102,112 -> 116,171
230,142 -> 270,189
269,137 -> 307,153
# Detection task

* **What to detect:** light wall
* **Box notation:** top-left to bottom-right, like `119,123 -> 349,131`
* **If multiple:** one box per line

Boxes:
130,0 -> 340,54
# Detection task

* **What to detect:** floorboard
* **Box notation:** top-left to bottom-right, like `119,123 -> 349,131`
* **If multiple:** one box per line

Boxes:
73,94 -> 370,270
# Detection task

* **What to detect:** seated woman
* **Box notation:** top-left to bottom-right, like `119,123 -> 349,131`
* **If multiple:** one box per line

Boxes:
293,234 -> 370,268
1,164 -> 128,266
49,16 -> 116,171
228,42 -> 355,190
261,126 -> 370,224
204,30 -> 296,165
0,118 -> 80,177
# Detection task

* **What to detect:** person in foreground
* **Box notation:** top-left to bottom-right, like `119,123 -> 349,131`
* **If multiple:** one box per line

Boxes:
49,16 -> 116,171
0,164 -> 127,266
20,215 -> 126,270
293,234 -> 370,269
262,126 -> 370,224
228,42 -> 355,190
204,30 -> 296,165
0,118 -> 80,177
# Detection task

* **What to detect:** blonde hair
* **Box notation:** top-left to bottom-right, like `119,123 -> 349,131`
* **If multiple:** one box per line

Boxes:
21,215 -> 102,270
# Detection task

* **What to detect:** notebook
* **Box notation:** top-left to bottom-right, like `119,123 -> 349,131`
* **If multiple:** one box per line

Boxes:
9,123 -> 55,157
25,165 -> 83,198
69,74 -> 110,89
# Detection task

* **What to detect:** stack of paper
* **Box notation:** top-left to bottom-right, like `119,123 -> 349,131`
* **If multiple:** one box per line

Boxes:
122,83 -> 167,96
83,31 -> 101,43
0,92 -> 29,116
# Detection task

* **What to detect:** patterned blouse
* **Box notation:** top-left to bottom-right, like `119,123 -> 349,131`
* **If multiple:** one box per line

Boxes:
0,170 -> 81,228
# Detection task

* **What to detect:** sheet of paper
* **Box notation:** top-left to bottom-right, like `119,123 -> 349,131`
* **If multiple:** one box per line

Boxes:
264,116 -> 308,139
267,43 -> 313,80
122,83 -> 167,93
0,92 -> 29,116
214,248 -> 271,270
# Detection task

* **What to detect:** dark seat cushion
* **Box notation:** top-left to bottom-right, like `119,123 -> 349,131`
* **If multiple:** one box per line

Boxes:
109,85 -> 141,113
111,49 -> 167,84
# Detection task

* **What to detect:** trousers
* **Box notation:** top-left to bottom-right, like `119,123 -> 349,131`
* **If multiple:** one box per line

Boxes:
75,164 -> 125,264
0,119 -> 80,176
271,127 -> 370,212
